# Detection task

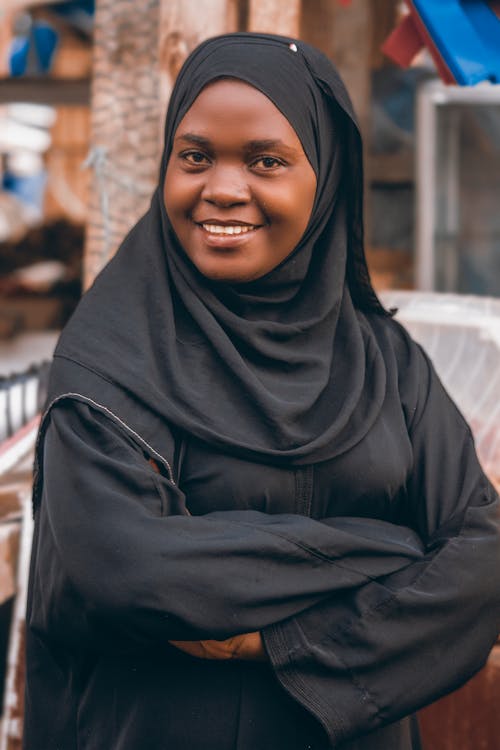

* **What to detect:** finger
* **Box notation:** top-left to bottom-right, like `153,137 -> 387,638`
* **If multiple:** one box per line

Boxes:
169,640 -> 206,658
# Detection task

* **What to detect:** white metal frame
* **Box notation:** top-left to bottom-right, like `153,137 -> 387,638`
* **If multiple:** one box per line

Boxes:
415,80 -> 500,290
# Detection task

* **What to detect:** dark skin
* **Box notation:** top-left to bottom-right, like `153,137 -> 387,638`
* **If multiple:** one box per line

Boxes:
164,79 -> 317,662
169,632 -> 268,662
164,78 -> 317,284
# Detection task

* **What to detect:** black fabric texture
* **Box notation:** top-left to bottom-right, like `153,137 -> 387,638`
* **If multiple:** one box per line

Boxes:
25,332 -> 500,749
51,32 -> 387,464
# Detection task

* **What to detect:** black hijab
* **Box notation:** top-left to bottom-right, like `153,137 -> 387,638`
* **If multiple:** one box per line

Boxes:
52,33 -> 387,465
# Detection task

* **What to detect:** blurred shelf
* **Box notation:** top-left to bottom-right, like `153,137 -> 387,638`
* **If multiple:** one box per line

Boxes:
0,77 -> 90,105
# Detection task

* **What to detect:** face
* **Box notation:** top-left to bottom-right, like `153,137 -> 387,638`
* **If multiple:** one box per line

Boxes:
163,79 -> 317,284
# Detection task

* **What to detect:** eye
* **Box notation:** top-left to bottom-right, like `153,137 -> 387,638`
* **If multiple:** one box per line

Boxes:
180,151 -> 211,168
251,156 -> 285,172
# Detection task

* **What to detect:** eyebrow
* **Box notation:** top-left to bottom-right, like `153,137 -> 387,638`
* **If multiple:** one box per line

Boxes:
174,133 -> 299,157
174,133 -> 211,147
244,139 -> 299,156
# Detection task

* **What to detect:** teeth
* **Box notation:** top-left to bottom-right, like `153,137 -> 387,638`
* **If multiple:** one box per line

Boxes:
202,224 -> 255,235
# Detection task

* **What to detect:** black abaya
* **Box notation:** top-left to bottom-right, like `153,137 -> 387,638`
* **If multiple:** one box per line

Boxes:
24,314 -> 500,749
23,32 -> 500,750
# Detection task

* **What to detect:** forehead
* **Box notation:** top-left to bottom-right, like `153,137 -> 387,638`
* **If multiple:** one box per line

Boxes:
173,79 -> 303,146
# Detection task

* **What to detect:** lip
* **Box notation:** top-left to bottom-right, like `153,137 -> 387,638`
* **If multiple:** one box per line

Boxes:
194,220 -> 263,249
196,219 -> 260,227
193,217 -> 263,250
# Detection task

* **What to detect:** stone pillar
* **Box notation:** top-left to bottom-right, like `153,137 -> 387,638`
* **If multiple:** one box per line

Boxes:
84,0 -> 161,287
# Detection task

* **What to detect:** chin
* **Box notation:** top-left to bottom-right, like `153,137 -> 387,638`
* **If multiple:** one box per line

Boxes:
195,263 -> 261,284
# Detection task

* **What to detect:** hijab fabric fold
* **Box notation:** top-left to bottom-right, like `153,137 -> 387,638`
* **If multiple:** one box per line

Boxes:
53,33 -> 387,465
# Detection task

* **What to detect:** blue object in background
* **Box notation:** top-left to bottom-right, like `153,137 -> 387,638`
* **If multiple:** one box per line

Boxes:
9,20 -> 58,76
411,0 -> 500,85
2,170 -> 48,213
9,36 -> 30,77
32,22 -> 58,73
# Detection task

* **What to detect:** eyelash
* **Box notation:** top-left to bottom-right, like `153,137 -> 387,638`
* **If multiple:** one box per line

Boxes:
181,151 -> 210,167
251,156 -> 284,171
179,151 -> 285,172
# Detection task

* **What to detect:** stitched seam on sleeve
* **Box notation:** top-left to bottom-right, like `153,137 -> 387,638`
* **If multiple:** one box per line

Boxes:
269,622 -> 379,742
41,392 -> 175,484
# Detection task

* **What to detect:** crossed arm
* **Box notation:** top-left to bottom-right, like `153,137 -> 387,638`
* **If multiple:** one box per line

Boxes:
31,374 -> 500,745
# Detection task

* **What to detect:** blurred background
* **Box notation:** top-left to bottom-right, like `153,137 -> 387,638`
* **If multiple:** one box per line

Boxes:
0,1 -> 499,748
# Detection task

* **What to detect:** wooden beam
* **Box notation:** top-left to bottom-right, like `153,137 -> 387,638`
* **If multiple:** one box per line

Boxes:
248,0 -> 301,36
0,77 -> 90,105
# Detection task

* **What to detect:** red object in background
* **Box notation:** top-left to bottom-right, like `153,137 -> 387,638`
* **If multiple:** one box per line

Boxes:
489,0 -> 500,19
381,12 -> 425,68
419,645 -> 500,750
381,5 -> 455,84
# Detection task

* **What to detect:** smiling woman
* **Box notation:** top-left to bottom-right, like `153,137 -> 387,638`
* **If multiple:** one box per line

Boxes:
164,79 -> 317,283
23,33 -> 500,750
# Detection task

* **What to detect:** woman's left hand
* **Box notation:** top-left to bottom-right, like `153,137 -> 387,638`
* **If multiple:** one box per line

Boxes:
169,632 -> 266,661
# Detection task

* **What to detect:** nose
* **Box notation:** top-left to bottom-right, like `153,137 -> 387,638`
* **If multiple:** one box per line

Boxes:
201,165 -> 251,207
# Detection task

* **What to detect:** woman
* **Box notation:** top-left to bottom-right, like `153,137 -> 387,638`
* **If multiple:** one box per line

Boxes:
24,33 -> 500,750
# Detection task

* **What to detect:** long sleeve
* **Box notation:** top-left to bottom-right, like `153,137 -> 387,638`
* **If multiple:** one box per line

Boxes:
29,400 -> 425,650
262,344 -> 500,747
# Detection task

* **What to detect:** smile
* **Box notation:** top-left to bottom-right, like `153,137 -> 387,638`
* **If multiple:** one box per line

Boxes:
201,223 -> 259,235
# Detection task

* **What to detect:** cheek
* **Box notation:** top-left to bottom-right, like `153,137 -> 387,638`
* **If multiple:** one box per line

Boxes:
264,172 -> 316,238
163,168 -> 195,220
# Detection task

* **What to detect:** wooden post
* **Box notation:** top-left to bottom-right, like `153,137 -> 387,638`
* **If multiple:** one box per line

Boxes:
331,0 -> 372,135
330,0 -> 374,266
248,0 -> 301,36
84,0 -> 161,288
300,0 -> 374,139
158,0 -> 237,120
301,0 -> 374,265
370,0 -> 399,70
